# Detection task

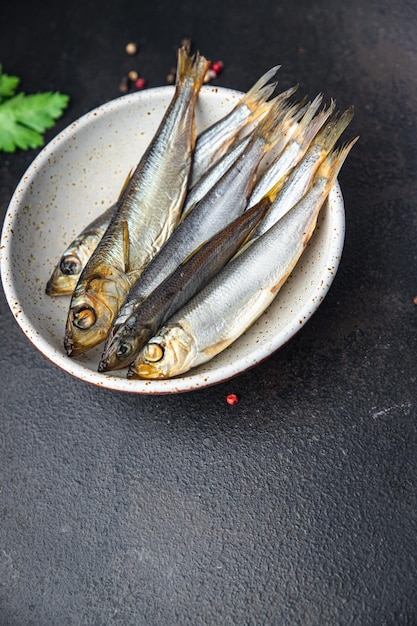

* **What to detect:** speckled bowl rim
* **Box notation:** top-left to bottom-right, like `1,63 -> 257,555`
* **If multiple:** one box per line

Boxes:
0,86 -> 345,394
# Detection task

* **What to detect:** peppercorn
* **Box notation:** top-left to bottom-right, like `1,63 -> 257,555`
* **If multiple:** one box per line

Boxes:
119,76 -> 129,93
226,393 -> 239,405
125,42 -> 138,56
135,77 -> 147,90
166,68 -> 176,84
204,68 -> 217,83
211,60 -> 224,75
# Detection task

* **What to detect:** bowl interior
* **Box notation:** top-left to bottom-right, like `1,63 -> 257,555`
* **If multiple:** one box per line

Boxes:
0,86 -> 345,393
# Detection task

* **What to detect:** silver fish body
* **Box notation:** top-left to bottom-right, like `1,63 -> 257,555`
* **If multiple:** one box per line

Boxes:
49,132 -> 251,300
98,196 -> 271,372
48,72 -> 281,290
64,47 -> 210,356
104,94 -> 299,349
181,133 -> 253,218
129,139 -> 357,379
188,65 -> 280,187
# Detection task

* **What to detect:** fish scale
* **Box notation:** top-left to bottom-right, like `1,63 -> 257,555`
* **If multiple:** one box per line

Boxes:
64,46 -> 210,356
98,92 -> 302,370
46,67 -> 281,297
98,195 -> 272,372
129,137 -> 358,380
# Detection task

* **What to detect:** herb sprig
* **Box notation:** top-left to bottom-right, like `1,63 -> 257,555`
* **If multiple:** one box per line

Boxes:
0,64 -> 69,153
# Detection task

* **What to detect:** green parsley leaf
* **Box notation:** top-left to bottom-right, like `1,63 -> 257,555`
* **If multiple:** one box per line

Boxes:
0,65 -> 69,153
0,64 -> 20,102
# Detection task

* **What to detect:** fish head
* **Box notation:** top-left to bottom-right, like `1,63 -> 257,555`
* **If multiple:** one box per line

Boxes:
127,323 -> 197,379
45,253 -> 84,296
64,270 -> 131,356
98,322 -> 154,372
46,233 -> 101,296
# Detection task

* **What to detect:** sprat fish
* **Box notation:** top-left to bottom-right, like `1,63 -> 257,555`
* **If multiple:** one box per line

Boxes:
98,194 -> 273,372
64,45 -> 210,356
46,203 -> 116,297
47,67 -> 279,293
188,65 -> 280,187
98,92 -> 301,368
129,138 -> 358,380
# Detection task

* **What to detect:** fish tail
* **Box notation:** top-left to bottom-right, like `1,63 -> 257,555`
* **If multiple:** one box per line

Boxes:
250,87 -> 302,153
317,135 -> 359,184
275,92 -> 310,126
176,46 -> 211,93
245,83 -> 298,129
302,93 -> 326,126
262,84 -> 299,116
291,97 -> 335,151
240,97 -> 312,204
312,105 -> 355,153
239,65 -> 281,113
296,93 -> 324,124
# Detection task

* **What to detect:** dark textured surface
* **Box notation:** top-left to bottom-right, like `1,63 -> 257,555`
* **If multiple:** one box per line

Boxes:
1,0 -> 417,624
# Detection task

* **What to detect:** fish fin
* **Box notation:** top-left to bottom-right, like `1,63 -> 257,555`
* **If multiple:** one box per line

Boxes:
122,220 -> 131,274
213,68 -> 283,135
316,136 -> 359,184
243,84 -> 300,134
238,65 -> 281,112
181,37 -> 192,54
117,168 -> 134,201
263,177 -> 287,205
293,93 -> 324,124
312,106 -> 355,154
249,87 -> 302,153
176,46 -> 210,92
290,97 -> 335,153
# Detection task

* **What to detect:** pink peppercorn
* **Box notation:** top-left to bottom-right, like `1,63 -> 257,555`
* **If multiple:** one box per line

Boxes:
211,60 -> 224,75
135,77 -> 147,90
226,393 -> 239,405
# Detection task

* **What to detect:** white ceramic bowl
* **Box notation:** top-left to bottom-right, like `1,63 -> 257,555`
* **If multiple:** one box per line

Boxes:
0,86 -> 345,394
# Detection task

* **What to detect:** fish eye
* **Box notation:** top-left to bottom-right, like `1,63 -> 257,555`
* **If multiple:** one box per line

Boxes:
60,255 -> 81,275
145,343 -> 164,363
116,339 -> 133,359
73,307 -> 96,329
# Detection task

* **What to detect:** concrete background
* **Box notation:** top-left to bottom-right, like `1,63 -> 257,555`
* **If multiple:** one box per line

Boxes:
1,0 -> 416,624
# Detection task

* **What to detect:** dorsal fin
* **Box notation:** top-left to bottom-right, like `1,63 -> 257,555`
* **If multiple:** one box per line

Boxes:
117,168 -> 134,201
122,220 -> 130,273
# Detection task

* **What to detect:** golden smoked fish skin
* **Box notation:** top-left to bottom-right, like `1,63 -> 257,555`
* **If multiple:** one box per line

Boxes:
129,138 -> 358,380
98,94 -> 301,365
64,47 -> 210,357
98,196 -> 271,372
45,203 -> 117,297
47,68 -> 279,295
